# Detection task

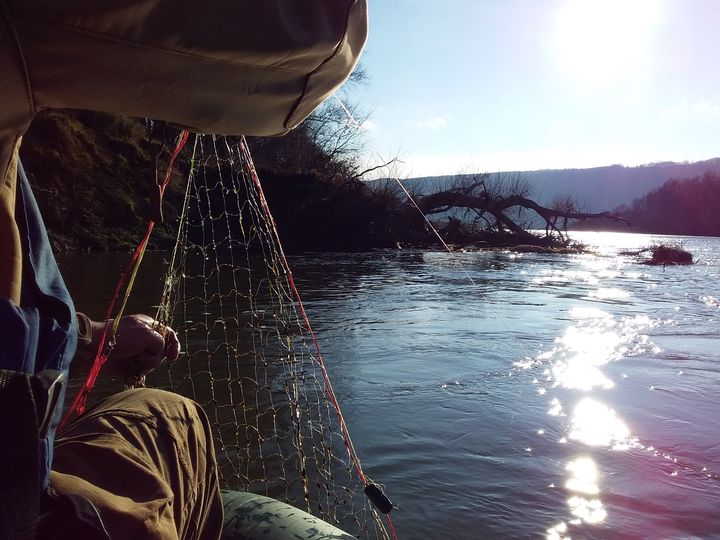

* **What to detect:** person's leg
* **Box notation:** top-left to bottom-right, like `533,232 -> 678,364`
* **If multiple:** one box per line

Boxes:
49,388 -> 223,540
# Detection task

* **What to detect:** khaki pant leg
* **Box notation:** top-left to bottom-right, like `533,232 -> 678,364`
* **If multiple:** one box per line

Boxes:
49,389 -> 223,540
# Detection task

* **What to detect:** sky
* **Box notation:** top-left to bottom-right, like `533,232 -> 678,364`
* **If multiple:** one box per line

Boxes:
348,0 -> 720,178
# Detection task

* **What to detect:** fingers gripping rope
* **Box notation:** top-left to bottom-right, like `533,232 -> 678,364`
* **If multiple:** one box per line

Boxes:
60,131 -> 189,429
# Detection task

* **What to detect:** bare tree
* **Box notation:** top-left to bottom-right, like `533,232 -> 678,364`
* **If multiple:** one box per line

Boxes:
246,64 -> 375,178
411,175 -> 630,246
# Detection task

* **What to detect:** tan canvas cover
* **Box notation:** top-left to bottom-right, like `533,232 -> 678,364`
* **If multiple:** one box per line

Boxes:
1,0 -> 367,135
0,0 -> 367,302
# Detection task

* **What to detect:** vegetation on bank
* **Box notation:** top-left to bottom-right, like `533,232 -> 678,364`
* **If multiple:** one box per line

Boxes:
22,99 -> 717,254
620,244 -> 694,266
644,244 -> 694,265
21,107 -> 626,253
20,110 -> 182,252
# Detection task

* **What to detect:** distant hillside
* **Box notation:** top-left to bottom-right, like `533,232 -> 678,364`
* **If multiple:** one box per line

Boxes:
613,171 -> 720,236
21,110 -> 720,250
388,159 -> 720,212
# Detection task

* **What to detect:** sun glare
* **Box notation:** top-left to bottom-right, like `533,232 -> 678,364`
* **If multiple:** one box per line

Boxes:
553,0 -> 664,86
569,398 -> 631,448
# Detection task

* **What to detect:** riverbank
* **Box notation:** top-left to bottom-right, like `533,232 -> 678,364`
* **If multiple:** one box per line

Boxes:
18,110 -> 597,254
17,110 -> 626,255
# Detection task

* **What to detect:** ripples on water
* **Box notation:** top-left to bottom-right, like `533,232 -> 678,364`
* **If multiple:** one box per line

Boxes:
60,232 -> 720,539
288,233 -> 720,539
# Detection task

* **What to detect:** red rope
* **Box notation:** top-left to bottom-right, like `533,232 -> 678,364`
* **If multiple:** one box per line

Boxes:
60,131 -> 189,430
239,138 -> 399,539
386,515 -> 398,539
239,139 -> 366,480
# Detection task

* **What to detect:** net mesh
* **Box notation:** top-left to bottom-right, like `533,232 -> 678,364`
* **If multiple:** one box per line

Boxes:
152,134 -> 389,538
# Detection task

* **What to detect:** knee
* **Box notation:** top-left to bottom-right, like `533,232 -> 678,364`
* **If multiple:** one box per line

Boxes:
132,388 -> 196,410
124,389 -> 217,464
131,388 -> 206,424
104,388 -> 208,432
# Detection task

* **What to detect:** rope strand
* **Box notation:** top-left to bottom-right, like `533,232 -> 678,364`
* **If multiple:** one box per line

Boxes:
61,130 -> 189,428
239,138 -> 397,539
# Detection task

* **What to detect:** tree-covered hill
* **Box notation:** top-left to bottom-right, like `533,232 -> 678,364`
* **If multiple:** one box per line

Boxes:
19,109 -> 419,252
22,107 -> 713,253
614,171 -> 720,236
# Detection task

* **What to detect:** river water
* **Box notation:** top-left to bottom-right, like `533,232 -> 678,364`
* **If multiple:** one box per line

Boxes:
58,232 -> 720,539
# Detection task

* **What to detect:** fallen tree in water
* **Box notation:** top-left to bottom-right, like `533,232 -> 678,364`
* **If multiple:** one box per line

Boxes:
401,174 -> 631,249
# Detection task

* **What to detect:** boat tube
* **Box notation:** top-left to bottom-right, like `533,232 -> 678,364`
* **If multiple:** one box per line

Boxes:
221,490 -> 355,540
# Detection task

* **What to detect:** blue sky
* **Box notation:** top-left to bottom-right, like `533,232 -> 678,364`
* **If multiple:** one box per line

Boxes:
349,0 -> 720,177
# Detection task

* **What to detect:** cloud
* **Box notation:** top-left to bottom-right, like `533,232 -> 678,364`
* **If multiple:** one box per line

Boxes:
691,95 -> 720,117
360,119 -> 378,132
660,94 -> 720,120
414,114 -> 452,130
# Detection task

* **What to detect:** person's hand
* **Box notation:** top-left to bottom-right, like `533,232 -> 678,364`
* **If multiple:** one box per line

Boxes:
90,314 -> 180,385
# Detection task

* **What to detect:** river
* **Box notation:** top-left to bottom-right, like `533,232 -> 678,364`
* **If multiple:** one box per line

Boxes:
57,231 -> 720,539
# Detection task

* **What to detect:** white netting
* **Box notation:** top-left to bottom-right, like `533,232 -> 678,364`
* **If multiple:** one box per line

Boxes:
152,134 -> 389,538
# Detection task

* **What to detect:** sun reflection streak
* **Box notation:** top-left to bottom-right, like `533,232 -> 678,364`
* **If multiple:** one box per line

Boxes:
565,457 -> 599,495
588,287 -> 630,300
535,267 -> 664,538
533,269 -> 599,286
546,521 -> 569,540
548,310 -> 656,391
553,320 -> 620,390
548,398 -> 564,416
565,457 -> 608,525
570,398 -> 632,449
547,457 -> 609,537
559,318 -> 622,359
553,361 -> 614,391
568,495 -> 607,524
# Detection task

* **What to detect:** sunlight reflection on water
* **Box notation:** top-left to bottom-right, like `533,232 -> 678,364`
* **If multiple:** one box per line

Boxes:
568,494 -> 607,525
565,457 -> 600,496
569,398 -> 632,449
587,287 -> 630,300
537,307 -> 656,395
534,284 -> 659,537
533,269 -> 600,286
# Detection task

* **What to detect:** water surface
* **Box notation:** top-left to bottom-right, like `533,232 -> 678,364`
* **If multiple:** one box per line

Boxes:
59,232 -> 720,539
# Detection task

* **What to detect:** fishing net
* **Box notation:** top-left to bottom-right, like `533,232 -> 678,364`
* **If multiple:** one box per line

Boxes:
151,134 -> 390,538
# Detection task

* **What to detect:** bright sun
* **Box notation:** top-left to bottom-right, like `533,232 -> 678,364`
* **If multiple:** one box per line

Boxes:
553,0 -> 664,87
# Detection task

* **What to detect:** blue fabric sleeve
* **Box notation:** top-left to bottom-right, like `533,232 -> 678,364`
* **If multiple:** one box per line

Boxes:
0,161 -> 77,488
